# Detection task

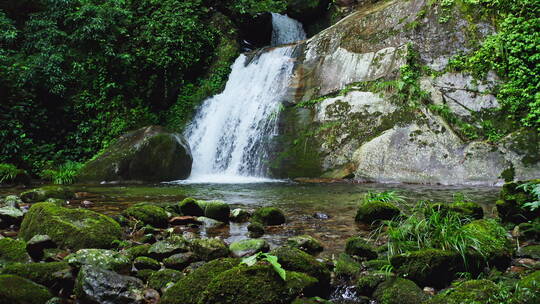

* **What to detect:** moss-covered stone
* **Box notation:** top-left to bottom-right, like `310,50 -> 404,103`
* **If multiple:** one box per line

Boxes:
496,179 -> 540,224
178,198 -> 204,216
65,249 -> 131,273
286,235 -> 324,255
200,201 -> 230,222
334,253 -> 362,278
230,208 -> 250,223
229,239 -> 270,258
252,207 -> 286,226
363,259 -> 390,271
391,248 -> 461,288
148,235 -> 190,260
431,201 -> 484,220
122,244 -> 151,260
190,238 -> 229,261
147,268 -> 184,291
0,262 -> 72,290
19,203 -> 122,250
122,204 -> 169,228
248,222 -> 265,237
271,247 -> 331,290
200,264 -> 319,304
20,186 -> 74,204
518,218 -> 540,241
160,258 -> 240,304
355,201 -> 400,224
356,272 -> 386,296
518,245 -> 540,259
0,274 -> 53,304
344,237 -> 377,260
0,238 -> 31,267
133,256 -> 161,271
373,278 -> 425,304
516,271 -> 540,304
424,279 -> 500,304
163,252 -> 194,270
462,219 -> 514,270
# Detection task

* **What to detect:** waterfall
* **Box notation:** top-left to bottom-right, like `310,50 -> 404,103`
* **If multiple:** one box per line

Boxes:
182,13 -> 305,183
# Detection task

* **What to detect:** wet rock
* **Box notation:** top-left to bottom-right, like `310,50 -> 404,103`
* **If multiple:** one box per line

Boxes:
373,278 -> 425,304
425,279 -> 500,304
133,256 -> 161,271
148,236 -> 190,260
0,238 -> 32,267
0,274 -> 53,304
252,207 -> 286,226
78,125 -> 192,182
312,212 -> 330,220
65,249 -> 131,273
518,245 -> 540,259
344,236 -> 377,260
356,272 -> 386,296
355,200 -> 400,224
200,201 -> 230,222
163,252 -> 195,270
0,262 -> 73,291
0,206 -> 24,227
196,216 -> 226,229
229,239 -> 270,258
122,244 -> 151,260
80,200 -> 93,208
161,258 -> 240,304
230,208 -> 251,223
20,186 -> 74,204
147,269 -> 184,291
247,222 -> 265,238
177,198 -> 204,216
334,253 -> 362,278
169,216 -> 202,226
27,235 -> 57,261
190,238 -> 229,261
1,195 -> 22,208
75,265 -> 146,304
287,235 -> 324,255
19,202 -> 122,250
390,248 -> 461,288
123,204 -> 169,228
271,247 -> 331,291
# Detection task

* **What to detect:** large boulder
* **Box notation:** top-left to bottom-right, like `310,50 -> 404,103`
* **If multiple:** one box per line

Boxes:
122,204 -> 169,228
19,203 -> 122,251
78,126 -> 192,182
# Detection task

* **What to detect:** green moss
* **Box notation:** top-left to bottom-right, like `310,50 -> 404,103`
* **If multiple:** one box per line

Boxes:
190,238 -> 230,261
0,238 -> 31,267
0,274 -> 53,304
147,268 -> 184,291
462,219 -> 514,269
497,179 -> 540,223
355,201 -> 400,224
425,279 -> 500,304
148,235 -> 190,260
200,264 -> 319,304
356,272 -> 386,296
0,262 -> 71,289
122,244 -> 151,260
200,201 -> 230,222
345,237 -> 377,260
286,235 -> 324,255
20,186 -> 74,204
178,198 -> 204,216
372,278 -> 425,304
515,271 -> 540,304
19,203 -> 122,250
271,247 -> 331,289
447,201 -> 484,219
363,259 -> 390,271
334,253 -> 362,278
134,256 -> 161,271
229,239 -> 269,258
160,258 -> 240,304
252,207 -> 286,226
248,222 -> 265,238
65,249 -> 131,273
123,204 -> 169,228
390,248 -> 461,288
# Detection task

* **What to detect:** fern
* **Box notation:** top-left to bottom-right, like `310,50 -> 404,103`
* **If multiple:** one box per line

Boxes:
0,163 -> 25,183
40,161 -> 83,185
517,182 -> 540,211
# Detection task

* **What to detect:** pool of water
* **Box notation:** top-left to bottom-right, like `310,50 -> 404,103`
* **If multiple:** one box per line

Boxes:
3,181 -> 500,258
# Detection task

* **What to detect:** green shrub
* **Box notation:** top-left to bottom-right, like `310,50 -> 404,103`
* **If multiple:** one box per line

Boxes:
0,163 -> 25,183
39,161 -> 83,185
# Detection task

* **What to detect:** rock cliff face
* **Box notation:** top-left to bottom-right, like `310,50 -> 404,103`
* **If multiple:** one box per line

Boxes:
270,0 -> 540,185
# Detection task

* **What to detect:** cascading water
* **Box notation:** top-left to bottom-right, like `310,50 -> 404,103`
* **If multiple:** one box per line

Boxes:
182,13 -> 306,183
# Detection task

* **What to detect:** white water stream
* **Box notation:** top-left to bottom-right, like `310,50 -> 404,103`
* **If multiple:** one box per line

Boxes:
182,13 -> 305,183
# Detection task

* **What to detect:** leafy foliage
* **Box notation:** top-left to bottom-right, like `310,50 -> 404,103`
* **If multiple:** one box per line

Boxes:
363,191 -> 406,204
517,182 -> 540,211
39,161 -> 83,185
242,252 -> 287,280
0,163 -> 26,183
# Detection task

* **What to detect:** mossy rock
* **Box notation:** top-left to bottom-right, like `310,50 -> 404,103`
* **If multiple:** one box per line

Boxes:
190,238 -> 230,261
356,272 -> 386,296
199,201 -> 230,222
496,179 -> 540,224
363,259 -> 390,271
515,271 -> 540,304
134,256 -> 161,271
344,237 -> 377,260
148,235 -> 190,260
286,235 -> 324,255
252,207 -> 286,226
122,244 -> 151,260
0,262 -> 72,290
430,201 -> 484,220
373,278 -> 425,304
78,126 -> 192,182
20,186 -> 74,204
0,238 -> 32,267
147,268 -> 184,291
286,0 -> 329,23
230,208 -> 251,223
462,219 -> 514,270
65,249 -> 131,273
518,218 -> 540,241
19,202 -> 122,251
271,247 -> 331,291
163,252 -> 195,270
334,253 -> 362,278
248,222 -> 265,238
229,239 -> 270,258
292,297 -> 334,304
518,245 -> 540,259
391,249 -> 461,288
0,274 -> 53,304
160,258 -> 240,304
200,264 -> 319,304
123,204 -> 169,228
355,201 -> 400,224
424,279 -> 500,304
178,198 -> 204,216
